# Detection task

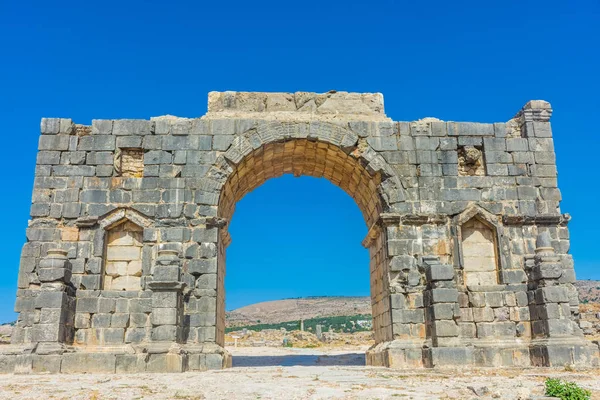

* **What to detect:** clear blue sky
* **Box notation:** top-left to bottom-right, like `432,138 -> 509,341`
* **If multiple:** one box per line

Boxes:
0,1 -> 599,322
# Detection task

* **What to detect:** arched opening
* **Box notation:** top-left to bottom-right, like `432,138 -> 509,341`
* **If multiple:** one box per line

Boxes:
216,138 -> 390,365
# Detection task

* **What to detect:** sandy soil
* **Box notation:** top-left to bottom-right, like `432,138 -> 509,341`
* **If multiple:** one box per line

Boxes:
0,347 -> 599,399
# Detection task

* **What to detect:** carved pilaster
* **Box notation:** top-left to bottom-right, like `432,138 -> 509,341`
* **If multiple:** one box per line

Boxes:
148,247 -> 186,343
31,249 -> 75,347
527,232 -> 598,366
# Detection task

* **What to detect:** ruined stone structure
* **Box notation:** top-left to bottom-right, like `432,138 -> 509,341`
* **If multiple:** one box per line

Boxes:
2,91 -> 598,373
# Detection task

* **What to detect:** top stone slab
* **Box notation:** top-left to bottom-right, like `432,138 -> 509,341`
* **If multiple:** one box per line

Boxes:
206,91 -> 388,121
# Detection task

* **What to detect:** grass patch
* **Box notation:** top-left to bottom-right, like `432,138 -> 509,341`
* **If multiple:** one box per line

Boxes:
545,378 -> 591,400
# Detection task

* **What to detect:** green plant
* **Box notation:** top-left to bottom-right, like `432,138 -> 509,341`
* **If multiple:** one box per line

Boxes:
226,314 -> 373,334
545,378 -> 591,400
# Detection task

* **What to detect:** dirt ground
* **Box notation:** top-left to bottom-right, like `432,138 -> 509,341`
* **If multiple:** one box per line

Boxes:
0,346 -> 599,399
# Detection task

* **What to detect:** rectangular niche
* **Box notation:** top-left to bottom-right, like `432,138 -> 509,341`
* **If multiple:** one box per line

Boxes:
104,220 -> 143,290
458,145 -> 486,176
118,148 -> 144,177
461,217 -> 498,286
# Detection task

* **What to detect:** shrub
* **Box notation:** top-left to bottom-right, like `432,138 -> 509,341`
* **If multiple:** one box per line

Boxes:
545,378 -> 591,400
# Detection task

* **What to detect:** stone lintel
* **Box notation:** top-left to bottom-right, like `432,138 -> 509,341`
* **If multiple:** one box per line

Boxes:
362,213 -> 466,247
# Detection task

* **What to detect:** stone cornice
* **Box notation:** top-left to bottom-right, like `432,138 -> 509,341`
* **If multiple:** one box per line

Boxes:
362,212 -> 570,247
502,213 -> 570,226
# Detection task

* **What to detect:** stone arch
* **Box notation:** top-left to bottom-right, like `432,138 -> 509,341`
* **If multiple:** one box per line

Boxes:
207,120 -> 405,348
96,208 -> 153,290
452,204 -> 505,286
209,121 -> 404,227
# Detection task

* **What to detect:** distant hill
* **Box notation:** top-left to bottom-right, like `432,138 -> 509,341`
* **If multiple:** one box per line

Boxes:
576,280 -> 600,307
226,296 -> 371,327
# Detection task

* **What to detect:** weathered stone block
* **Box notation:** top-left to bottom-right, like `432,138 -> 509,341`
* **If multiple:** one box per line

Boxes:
205,353 -> 224,370
430,288 -> 458,304
0,355 -> 16,373
151,308 -> 178,325
129,313 -> 148,327
431,303 -> 456,320
111,313 -> 130,328
78,135 -> 115,151
41,118 -> 60,134
32,355 -> 62,373
61,353 -> 116,373
428,347 -> 473,367
98,298 -> 117,313
39,135 -> 70,151
125,327 -> 148,343
116,354 -> 147,373
510,306 -> 530,321
154,265 -> 180,282
74,313 -> 91,329
195,297 -> 217,313
146,353 -> 185,373
189,312 -> 217,327
90,328 -> 118,344
426,264 -> 454,281
92,313 -> 112,328
192,227 -> 218,243
152,292 -> 178,308
536,287 -> 569,304
35,291 -> 68,309
113,120 -> 152,136
91,119 -> 113,134
389,255 -> 416,272
151,325 -> 178,341
468,292 -> 486,307
129,298 -> 152,313
38,267 -> 71,283
390,294 -> 405,309
476,322 -> 516,338
392,309 -> 424,324
32,324 -> 66,342
195,274 -> 217,290
433,320 -> 459,337
76,297 -> 99,314
472,307 -> 495,322
501,270 -> 527,284
188,258 -> 217,275
485,292 -> 504,308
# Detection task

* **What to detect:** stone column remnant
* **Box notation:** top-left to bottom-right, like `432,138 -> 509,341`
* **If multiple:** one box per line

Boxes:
527,232 -> 598,366
148,247 -> 185,343
145,246 -> 187,372
32,249 -> 76,348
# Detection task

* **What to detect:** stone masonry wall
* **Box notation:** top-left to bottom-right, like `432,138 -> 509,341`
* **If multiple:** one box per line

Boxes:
4,91 -> 598,373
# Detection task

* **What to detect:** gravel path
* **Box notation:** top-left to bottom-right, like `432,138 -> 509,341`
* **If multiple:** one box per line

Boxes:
0,347 -> 598,399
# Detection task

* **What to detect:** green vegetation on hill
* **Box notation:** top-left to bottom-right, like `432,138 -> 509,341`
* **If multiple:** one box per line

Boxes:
225,314 -> 372,333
